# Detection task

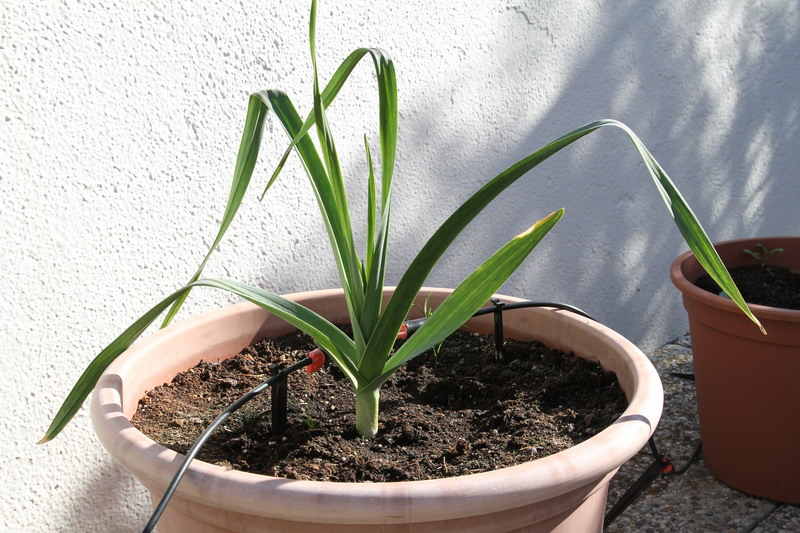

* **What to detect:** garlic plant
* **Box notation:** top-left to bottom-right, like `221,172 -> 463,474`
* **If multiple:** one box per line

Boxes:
42,0 -> 761,442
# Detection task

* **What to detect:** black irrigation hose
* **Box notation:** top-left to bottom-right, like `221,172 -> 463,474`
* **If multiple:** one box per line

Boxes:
671,441 -> 702,475
402,300 -> 597,338
473,300 -> 596,321
142,300 -> 596,531
142,356 -> 312,533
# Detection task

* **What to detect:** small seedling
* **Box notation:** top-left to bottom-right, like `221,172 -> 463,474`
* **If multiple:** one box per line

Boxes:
743,244 -> 784,266
292,401 -> 317,430
413,294 -> 445,358
303,409 -> 317,430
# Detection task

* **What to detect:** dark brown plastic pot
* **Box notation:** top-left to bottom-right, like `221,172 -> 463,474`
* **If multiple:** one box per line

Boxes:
670,237 -> 800,503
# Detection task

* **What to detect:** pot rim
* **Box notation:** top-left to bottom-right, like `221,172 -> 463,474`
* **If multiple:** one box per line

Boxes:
91,287 -> 662,524
670,236 -> 800,322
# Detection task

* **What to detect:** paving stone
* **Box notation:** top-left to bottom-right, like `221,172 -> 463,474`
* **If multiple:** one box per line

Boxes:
605,337 -> 800,532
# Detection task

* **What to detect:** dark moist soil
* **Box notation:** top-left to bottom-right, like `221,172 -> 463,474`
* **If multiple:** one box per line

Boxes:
696,264 -> 800,311
132,330 -> 627,483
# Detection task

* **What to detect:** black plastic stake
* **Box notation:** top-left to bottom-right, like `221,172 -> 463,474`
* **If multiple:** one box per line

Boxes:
269,364 -> 288,435
491,298 -> 505,360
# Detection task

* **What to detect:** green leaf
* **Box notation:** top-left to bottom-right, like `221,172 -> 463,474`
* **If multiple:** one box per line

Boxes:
308,2 -> 367,348
40,287 -> 191,444
261,88 -> 367,349
362,119 -> 763,369
262,50 -> 398,347
40,278 -> 361,443
364,135 -> 377,280
362,209 -> 563,390
361,51 -> 398,342
158,42 -> 399,341
160,94 -> 270,328
193,279 -> 359,378
361,122 -> 600,373
260,47 -> 397,201
609,120 -> 763,333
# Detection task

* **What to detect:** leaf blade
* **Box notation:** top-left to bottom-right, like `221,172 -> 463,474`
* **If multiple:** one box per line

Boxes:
362,119 -> 763,371
160,94 -> 270,328
361,123 -> 600,373
362,209 -> 564,389
260,48 -> 395,201
41,279 -> 361,443
609,120 -> 763,333
41,287 -> 192,443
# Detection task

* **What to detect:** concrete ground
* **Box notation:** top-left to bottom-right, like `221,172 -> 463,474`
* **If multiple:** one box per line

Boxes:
605,336 -> 800,532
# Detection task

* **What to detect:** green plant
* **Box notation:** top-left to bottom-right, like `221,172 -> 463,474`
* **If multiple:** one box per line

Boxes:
41,1 -> 762,443
413,293 -> 445,358
744,244 -> 784,266
294,402 -> 317,430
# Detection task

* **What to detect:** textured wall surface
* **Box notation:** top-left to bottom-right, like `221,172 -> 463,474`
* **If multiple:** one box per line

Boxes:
2,0 -> 798,530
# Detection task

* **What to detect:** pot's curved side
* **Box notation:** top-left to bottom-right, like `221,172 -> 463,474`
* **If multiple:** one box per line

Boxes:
671,238 -> 800,503
92,288 -> 663,532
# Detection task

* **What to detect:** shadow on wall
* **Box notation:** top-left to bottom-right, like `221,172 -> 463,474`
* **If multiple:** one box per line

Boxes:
390,2 -> 800,348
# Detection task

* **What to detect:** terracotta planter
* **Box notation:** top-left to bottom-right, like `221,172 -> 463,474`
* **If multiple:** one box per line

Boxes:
670,237 -> 800,503
91,287 -> 662,532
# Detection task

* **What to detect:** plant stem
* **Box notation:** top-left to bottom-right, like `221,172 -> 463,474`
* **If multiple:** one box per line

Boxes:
355,388 -> 380,438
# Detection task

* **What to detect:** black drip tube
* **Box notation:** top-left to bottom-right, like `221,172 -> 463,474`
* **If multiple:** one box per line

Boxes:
142,356 -> 313,533
142,300 -> 602,532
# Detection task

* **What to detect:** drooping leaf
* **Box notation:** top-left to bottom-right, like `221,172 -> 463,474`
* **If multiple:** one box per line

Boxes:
41,287 -> 192,444
361,119 -> 763,371
260,47 -> 397,202
160,94 -> 269,327
41,278 -> 360,444
610,120 -> 763,333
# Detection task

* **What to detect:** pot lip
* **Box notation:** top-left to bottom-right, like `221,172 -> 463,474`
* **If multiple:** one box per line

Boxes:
91,287 -> 662,524
670,236 -> 800,322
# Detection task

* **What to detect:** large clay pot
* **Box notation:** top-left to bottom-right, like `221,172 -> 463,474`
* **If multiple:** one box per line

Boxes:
91,287 -> 663,532
670,237 -> 800,503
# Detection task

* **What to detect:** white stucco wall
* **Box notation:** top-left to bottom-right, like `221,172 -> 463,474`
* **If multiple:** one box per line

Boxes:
2,0 -> 798,530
